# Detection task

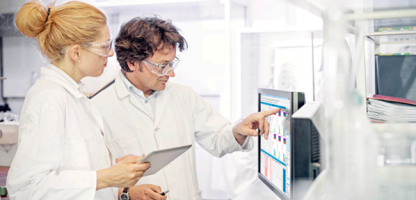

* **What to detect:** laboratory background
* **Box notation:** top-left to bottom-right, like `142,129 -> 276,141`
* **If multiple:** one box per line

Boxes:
0,0 -> 416,199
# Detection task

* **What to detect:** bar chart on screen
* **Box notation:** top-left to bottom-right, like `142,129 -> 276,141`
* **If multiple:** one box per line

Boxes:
260,93 -> 291,198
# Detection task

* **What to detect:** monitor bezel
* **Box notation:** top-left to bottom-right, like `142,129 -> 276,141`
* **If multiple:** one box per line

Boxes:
258,88 -> 296,200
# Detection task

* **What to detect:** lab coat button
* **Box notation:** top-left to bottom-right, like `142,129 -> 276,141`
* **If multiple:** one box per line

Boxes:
155,127 -> 159,132
145,100 -> 148,103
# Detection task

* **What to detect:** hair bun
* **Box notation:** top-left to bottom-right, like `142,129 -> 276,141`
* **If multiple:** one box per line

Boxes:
15,1 -> 49,38
14,1 -> 106,62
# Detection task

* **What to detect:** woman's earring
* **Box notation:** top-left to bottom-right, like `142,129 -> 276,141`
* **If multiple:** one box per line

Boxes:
78,60 -> 80,63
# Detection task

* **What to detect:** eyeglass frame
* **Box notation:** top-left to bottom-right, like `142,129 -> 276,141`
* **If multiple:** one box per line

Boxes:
142,57 -> 180,76
82,36 -> 113,57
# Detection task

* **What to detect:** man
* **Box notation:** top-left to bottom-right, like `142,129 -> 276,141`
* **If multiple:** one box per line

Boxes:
92,16 -> 279,200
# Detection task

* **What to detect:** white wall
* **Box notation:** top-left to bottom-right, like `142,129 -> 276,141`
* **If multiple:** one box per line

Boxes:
3,36 -> 47,98
247,0 -> 322,29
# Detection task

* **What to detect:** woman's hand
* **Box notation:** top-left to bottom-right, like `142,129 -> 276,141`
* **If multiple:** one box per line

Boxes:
96,155 -> 150,190
116,154 -> 143,163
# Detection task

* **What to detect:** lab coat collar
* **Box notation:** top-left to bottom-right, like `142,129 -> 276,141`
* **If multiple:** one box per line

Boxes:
119,71 -> 158,100
115,71 -> 153,120
115,71 -> 130,100
154,83 -> 170,128
41,63 -> 84,99
114,70 -> 171,126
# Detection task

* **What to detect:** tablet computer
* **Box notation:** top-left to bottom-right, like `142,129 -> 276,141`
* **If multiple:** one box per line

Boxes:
137,144 -> 192,177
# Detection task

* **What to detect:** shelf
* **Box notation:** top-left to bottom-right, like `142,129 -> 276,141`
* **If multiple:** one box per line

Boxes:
365,30 -> 416,44
366,30 -> 416,36
376,41 -> 416,45
345,8 -> 416,21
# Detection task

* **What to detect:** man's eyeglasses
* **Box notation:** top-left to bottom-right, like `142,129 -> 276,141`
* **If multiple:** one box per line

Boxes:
143,57 -> 180,76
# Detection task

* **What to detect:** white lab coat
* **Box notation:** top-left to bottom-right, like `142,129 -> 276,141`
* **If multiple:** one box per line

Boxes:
6,64 -> 116,200
91,72 -> 254,200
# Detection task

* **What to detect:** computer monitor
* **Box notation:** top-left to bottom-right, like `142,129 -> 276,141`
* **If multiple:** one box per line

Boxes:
291,102 -> 325,200
258,88 -> 305,200
375,55 -> 416,101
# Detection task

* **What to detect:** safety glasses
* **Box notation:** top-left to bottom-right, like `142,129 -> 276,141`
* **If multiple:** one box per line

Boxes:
143,57 -> 180,76
84,36 -> 113,57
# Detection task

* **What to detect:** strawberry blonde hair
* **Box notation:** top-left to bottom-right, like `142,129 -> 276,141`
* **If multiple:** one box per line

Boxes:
15,0 -> 107,62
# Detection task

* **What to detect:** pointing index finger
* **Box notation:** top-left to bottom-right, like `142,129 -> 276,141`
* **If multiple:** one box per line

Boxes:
261,108 -> 281,117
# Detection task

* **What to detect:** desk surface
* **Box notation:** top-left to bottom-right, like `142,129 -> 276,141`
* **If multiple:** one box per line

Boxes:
234,179 -> 281,200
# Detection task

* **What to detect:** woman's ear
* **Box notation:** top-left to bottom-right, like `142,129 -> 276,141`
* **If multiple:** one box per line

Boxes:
68,45 -> 82,63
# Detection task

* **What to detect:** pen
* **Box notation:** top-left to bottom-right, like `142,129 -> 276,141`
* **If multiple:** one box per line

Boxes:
160,189 -> 169,196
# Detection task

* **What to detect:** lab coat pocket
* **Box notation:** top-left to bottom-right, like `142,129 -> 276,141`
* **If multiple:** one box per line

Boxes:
105,137 -> 142,158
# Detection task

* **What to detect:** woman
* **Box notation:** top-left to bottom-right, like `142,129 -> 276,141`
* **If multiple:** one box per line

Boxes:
6,1 -> 149,199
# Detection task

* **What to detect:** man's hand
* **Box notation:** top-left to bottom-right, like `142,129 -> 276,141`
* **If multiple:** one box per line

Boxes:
119,185 -> 167,200
232,108 -> 281,144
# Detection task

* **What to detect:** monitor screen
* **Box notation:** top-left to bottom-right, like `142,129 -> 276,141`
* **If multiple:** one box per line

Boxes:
375,55 -> 416,101
259,93 -> 291,198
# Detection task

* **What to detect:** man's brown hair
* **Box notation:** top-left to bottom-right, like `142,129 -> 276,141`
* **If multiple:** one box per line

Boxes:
115,16 -> 188,72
